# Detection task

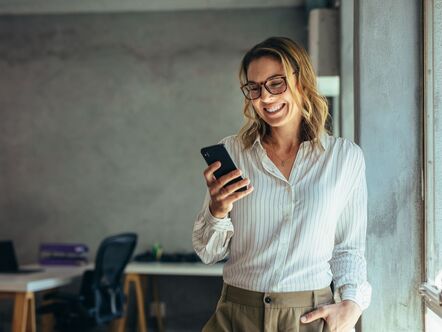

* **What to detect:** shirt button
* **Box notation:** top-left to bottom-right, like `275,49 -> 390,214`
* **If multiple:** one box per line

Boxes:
264,296 -> 272,304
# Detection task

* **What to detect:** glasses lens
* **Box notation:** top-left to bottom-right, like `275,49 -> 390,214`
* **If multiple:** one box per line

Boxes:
242,83 -> 261,100
265,77 -> 286,95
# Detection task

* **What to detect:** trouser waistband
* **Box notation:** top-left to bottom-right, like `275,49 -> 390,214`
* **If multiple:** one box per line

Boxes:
223,283 -> 333,308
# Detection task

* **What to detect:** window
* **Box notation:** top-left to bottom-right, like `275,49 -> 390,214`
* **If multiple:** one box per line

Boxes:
421,0 -> 442,329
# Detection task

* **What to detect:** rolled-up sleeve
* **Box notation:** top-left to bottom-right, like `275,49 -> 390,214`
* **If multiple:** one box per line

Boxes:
329,149 -> 372,311
192,191 -> 234,264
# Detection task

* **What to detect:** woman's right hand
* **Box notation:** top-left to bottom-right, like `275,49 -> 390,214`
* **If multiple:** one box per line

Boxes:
203,161 -> 254,219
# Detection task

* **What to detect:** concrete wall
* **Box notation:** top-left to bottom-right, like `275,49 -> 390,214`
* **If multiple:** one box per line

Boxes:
0,8 -> 307,331
355,0 -> 423,331
339,0 -> 354,141
0,9 -> 307,261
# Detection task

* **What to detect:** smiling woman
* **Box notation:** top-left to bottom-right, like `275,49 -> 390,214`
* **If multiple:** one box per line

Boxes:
238,37 -> 329,153
192,37 -> 371,332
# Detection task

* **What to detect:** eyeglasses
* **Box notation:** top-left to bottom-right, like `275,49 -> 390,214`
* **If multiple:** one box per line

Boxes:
240,75 -> 288,100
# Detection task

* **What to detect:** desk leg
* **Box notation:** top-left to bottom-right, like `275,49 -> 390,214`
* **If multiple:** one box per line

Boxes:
12,291 -> 36,332
134,274 -> 148,332
152,276 -> 165,332
113,273 -> 148,332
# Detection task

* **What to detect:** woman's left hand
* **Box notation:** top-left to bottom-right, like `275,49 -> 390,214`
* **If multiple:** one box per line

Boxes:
300,300 -> 362,332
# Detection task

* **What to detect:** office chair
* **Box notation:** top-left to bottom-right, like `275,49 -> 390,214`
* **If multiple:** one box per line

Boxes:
38,233 -> 137,331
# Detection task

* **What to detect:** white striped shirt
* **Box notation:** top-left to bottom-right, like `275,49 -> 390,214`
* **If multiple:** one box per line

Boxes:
192,133 -> 371,311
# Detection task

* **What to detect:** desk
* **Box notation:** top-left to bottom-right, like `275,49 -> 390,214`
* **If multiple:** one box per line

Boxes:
126,262 -> 223,276
115,262 -> 223,332
0,265 -> 89,332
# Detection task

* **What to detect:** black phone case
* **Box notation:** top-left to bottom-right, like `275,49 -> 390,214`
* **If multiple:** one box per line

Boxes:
200,144 -> 247,192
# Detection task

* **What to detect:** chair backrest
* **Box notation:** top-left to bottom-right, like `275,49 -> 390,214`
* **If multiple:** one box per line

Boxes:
90,233 -> 137,325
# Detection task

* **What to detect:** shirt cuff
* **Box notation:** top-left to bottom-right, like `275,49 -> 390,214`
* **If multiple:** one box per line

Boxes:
339,282 -> 372,312
203,205 -> 233,231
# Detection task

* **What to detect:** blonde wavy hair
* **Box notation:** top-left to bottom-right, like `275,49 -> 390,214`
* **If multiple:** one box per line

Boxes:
238,37 -> 330,152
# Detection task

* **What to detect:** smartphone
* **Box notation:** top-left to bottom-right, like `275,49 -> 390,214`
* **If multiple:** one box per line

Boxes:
200,144 -> 247,192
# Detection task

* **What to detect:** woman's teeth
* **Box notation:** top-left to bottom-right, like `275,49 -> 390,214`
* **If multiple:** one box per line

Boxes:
265,104 -> 285,113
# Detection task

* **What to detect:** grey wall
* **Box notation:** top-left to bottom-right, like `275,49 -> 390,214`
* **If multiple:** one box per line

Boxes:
339,0 -> 354,141
355,0 -> 423,331
0,8 -> 308,331
0,9 -> 307,262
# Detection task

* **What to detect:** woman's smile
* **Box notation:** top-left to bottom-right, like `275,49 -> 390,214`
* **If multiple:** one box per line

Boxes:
264,103 -> 286,114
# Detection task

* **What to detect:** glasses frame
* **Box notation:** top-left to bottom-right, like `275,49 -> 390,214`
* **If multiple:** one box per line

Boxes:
240,75 -> 288,100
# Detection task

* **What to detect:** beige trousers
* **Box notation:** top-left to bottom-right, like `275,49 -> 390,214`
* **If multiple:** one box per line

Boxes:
203,283 -> 334,332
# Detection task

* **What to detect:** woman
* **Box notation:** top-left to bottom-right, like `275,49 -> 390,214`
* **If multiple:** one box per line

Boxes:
193,37 -> 371,332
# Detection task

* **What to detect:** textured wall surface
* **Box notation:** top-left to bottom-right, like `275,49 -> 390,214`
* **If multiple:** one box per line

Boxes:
0,8 -> 307,331
355,0 -> 423,331
0,9 -> 307,260
339,0 -> 354,141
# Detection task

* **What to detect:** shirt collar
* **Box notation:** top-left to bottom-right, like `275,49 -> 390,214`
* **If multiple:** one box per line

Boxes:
318,131 -> 329,150
252,135 -> 263,149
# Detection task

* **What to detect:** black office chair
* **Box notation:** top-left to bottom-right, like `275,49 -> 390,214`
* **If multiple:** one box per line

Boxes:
38,233 -> 137,331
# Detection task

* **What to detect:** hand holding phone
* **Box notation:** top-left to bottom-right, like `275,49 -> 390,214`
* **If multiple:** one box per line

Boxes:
201,144 -> 247,192
201,144 -> 254,219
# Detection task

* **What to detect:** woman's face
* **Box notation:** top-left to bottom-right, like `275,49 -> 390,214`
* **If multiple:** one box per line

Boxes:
246,56 -> 301,132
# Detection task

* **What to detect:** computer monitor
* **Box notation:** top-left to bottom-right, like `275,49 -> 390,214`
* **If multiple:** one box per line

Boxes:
0,240 -> 43,273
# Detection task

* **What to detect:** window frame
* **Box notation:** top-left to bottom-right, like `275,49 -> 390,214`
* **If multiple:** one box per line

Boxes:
421,0 -> 442,320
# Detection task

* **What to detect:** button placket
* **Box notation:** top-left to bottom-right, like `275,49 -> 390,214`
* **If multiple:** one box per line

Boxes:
272,191 -> 295,288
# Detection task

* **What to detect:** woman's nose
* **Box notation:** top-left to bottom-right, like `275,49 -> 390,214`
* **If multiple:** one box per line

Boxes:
260,86 -> 274,101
